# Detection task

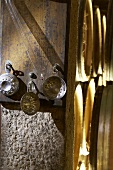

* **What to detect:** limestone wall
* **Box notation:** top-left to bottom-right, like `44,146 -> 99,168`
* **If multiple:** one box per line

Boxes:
0,107 -> 64,170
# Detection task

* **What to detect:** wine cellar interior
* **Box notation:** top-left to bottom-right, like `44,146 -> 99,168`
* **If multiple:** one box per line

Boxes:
0,0 -> 113,169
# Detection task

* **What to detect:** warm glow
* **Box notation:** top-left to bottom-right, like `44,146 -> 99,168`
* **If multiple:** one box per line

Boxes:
74,84 -> 83,170
80,146 -> 89,156
98,76 -> 103,86
80,161 -> 86,170
102,15 -> 107,85
96,8 -> 102,75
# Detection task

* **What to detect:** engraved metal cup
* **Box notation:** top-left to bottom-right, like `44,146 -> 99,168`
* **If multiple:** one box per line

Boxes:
0,73 -> 19,96
42,76 -> 66,100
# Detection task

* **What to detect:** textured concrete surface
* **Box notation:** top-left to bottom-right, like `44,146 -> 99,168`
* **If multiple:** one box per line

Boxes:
0,107 -> 64,170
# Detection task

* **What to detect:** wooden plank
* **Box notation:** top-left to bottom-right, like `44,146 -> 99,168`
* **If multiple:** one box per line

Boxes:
109,95 -> 113,169
0,0 -> 66,135
74,84 -> 83,170
0,1 -> 1,151
64,0 -> 79,169
93,7 -> 102,76
77,0 -> 93,80
83,79 -> 95,143
90,86 -> 104,170
13,0 -> 64,70
103,85 -> 113,169
90,76 -> 103,169
1,0 -> 67,101
106,0 -> 113,81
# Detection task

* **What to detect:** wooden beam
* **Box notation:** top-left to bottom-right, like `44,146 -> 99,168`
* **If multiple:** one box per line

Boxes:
1,100 -> 65,136
64,0 -> 79,169
13,0 -> 64,70
0,0 -> 2,161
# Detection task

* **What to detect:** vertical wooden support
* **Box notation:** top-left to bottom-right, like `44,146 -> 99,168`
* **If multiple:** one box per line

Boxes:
0,3 -> 1,150
65,0 -> 79,170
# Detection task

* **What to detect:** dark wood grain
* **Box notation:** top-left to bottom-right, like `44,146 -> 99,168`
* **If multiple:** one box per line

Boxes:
13,0 -> 64,70
90,86 -> 104,170
102,85 -> 113,170
64,0 -> 79,169
1,0 -> 67,102
109,94 -> 113,169
0,0 -> 67,159
93,7 -> 102,76
106,0 -> 113,81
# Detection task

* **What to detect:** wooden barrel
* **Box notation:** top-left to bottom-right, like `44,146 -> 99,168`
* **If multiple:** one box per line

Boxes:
77,0 -> 93,81
85,0 -> 93,77
109,88 -> 113,169
107,0 -> 113,81
103,85 -> 113,169
109,37 -> 113,81
101,15 -> 107,85
74,84 -> 83,170
109,23 -> 113,81
90,84 -> 113,170
92,7 -> 102,77
90,85 -> 104,170
97,86 -> 108,170
98,84 -> 113,170
106,0 -> 113,81
83,79 -> 95,144
74,79 -> 95,169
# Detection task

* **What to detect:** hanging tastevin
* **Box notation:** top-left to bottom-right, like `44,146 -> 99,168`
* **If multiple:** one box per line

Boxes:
0,0 -> 113,170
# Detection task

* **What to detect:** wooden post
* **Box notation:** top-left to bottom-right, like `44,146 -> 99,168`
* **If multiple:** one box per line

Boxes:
65,0 -> 79,169
0,0 -> 1,154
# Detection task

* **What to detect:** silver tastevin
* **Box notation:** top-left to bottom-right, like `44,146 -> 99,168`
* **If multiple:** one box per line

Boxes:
20,72 -> 40,115
42,63 -> 67,100
0,60 -> 19,96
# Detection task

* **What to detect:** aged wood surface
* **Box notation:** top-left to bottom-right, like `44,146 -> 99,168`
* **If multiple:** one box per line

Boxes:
106,0 -> 113,81
0,0 -> 2,160
1,0 -> 67,102
109,94 -> 113,169
0,0 -> 67,137
90,84 -> 113,170
64,0 -> 79,169
78,0 -> 93,79
93,7 -> 102,76
0,0 -> 67,140
103,86 -> 113,170
13,0 -> 64,69
74,84 -> 83,170
83,79 -> 95,143
107,1 -> 113,82
102,15 -> 107,84
90,86 -> 103,170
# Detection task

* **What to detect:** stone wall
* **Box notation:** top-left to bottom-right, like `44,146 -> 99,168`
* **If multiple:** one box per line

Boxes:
0,107 -> 64,170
